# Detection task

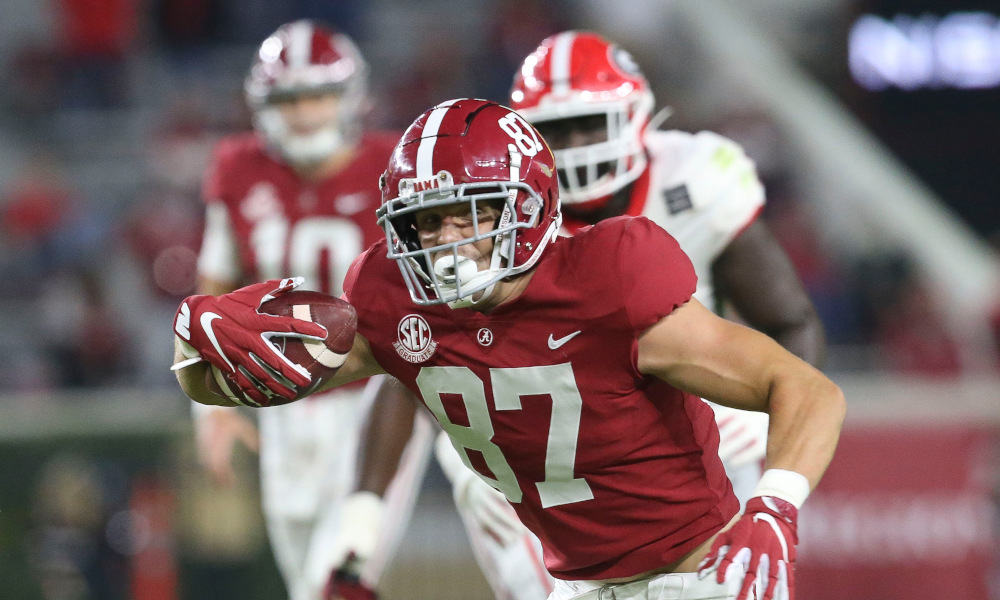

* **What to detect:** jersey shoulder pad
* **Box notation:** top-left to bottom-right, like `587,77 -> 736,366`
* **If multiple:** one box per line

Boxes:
653,129 -> 765,217
211,133 -> 266,170
203,133 -> 268,204
589,217 -> 696,334
688,131 -> 760,184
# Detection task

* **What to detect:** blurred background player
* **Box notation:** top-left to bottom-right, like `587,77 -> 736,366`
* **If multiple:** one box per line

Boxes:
189,20 -> 433,600
430,30 -> 828,600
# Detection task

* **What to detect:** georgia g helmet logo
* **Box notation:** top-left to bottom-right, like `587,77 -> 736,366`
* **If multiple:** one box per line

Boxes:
610,46 -> 641,77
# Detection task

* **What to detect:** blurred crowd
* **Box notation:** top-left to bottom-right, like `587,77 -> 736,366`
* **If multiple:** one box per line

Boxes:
0,0 -> 990,397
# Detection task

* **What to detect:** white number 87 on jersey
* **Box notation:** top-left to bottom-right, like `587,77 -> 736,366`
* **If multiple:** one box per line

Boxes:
416,363 -> 593,509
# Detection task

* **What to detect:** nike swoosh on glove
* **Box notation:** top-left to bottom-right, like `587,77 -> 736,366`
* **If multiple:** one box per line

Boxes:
698,496 -> 798,600
173,277 -> 327,406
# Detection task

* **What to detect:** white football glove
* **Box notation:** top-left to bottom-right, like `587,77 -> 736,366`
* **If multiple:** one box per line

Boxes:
435,432 -> 526,546
707,402 -> 769,468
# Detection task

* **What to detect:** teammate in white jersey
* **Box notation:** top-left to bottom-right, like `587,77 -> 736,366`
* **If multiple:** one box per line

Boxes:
189,21 -> 433,600
421,31 -> 826,600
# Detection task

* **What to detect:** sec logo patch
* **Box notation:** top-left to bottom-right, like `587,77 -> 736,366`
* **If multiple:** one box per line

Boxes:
394,314 -> 438,363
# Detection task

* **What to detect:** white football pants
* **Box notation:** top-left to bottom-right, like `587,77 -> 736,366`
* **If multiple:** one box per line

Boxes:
454,460 -> 761,600
548,571 -> 735,600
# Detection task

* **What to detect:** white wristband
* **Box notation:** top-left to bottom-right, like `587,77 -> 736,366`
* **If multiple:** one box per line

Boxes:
753,469 -> 810,509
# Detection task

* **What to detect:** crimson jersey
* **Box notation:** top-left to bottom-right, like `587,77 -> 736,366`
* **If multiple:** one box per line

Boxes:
201,131 -> 397,295
344,216 -> 738,580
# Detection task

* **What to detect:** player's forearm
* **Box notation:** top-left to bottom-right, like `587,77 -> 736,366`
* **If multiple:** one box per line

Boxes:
762,368 -> 845,491
356,377 -> 420,496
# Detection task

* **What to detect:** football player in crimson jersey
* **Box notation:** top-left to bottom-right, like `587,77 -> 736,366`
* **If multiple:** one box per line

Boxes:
186,20 -> 434,600
428,31 -> 829,600
174,98 -> 845,600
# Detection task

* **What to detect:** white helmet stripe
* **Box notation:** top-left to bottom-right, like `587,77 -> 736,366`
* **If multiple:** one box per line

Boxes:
551,31 -> 577,96
416,99 -> 459,179
287,21 -> 313,68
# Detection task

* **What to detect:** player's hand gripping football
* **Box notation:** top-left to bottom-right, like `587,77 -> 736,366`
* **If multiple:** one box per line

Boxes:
172,277 -> 328,405
698,496 -> 797,600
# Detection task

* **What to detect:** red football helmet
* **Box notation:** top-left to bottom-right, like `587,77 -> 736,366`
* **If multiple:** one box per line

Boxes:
377,99 -> 561,308
244,20 -> 368,165
509,31 -> 654,207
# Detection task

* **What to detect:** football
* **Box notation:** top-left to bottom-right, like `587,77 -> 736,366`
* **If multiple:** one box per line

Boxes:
206,290 -> 357,407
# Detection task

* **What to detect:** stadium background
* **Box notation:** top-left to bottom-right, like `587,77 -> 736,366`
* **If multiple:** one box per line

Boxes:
0,0 -> 997,599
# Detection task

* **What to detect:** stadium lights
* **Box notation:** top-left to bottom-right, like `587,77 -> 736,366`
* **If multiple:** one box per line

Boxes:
849,12 -> 1000,90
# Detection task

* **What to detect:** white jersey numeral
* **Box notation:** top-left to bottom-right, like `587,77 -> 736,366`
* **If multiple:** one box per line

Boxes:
251,215 -> 364,295
416,364 -> 594,508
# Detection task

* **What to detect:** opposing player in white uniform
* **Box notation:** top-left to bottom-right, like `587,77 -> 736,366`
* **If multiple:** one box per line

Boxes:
428,31 -> 826,599
189,21 -> 433,600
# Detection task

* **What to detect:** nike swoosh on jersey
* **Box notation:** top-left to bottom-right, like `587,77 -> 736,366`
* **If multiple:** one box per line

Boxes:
548,330 -> 582,350
201,312 -> 235,372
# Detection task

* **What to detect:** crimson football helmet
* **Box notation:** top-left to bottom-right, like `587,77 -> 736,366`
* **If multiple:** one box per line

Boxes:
245,20 -> 368,165
509,31 -> 654,207
377,99 -> 561,309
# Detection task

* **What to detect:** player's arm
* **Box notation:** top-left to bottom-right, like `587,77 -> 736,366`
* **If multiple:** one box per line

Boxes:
712,219 -> 826,367
636,298 -> 844,490
640,298 -> 844,599
319,375 -> 420,600
355,376 -> 420,496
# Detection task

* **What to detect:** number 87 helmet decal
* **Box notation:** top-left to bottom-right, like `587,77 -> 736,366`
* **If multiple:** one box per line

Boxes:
377,99 -> 562,309
510,31 -> 655,207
